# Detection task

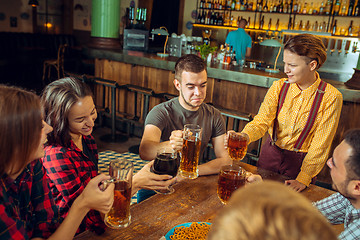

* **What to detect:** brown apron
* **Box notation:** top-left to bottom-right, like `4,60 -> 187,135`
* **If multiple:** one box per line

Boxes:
257,80 -> 327,179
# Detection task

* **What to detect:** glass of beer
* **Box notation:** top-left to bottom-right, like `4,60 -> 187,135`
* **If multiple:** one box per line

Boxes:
217,164 -> 246,204
227,131 -> 248,164
151,146 -> 180,194
179,124 -> 202,179
104,159 -> 133,229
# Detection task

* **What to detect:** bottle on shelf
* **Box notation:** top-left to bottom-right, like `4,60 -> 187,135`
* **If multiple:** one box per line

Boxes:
287,17 -> 292,29
308,2 -> 314,14
299,20 -> 303,30
324,0 -> 331,14
302,2 -> 308,14
348,20 -> 353,36
259,15 -> 265,29
293,0 -> 298,12
201,10 -> 206,23
305,20 -> 310,30
200,0 -> 205,8
319,1 -> 325,14
235,0 -> 241,10
348,0 -> 354,15
268,18 -> 272,29
278,0 -> 284,12
269,0 -> 274,12
273,0 -> 278,11
333,0 -> 341,15
231,0 -> 236,9
248,0 -> 254,10
227,0 -> 232,9
263,0 -> 269,11
247,17 -> 251,28
275,18 -> 280,30
253,0 -> 257,11
297,0 -> 302,13
257,0 -> 263,11
354,0 -> 360,16
284,0 -> 288,12
313,20 -> 318,31
332,19 -> 337,35
287,0 -> 292,12
340,0 -> 347,15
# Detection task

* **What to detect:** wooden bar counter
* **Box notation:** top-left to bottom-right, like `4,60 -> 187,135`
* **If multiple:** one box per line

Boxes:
74,162 -> 343,240
84,47 -> 360,181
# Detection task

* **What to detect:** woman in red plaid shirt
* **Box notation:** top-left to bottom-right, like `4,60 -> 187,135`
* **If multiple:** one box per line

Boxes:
41,77 -> 176,235
0,85 -> 114,240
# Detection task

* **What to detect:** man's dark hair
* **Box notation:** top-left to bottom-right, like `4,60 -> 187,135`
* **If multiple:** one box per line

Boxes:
174,54 -> 206,81
344,129 -> 360,180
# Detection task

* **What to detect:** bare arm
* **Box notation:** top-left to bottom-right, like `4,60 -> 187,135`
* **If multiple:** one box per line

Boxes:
245,47 -> 251,57
139,124 -> 170,160
198,134 -> 231,176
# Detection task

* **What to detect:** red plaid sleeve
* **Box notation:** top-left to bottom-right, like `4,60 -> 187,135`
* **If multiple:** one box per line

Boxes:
30,160 -> 59,238
42,135 -> 105,234
0,201 -> 28,240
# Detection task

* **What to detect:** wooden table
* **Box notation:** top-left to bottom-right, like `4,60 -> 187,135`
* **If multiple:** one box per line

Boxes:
75,162 -> 342,239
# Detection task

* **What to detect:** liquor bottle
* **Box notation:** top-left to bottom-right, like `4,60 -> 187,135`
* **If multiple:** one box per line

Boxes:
313,20 -> 318,31
275,18 -> 280,30
268,18 -> 272,29
247,17 -> 251,28
241,0 -> 246,10
299,20 -> 303,29
293,0 -> 298,12
333,0 -> 341,15
273,0 -> 278,11
348,0 -> 354,15
210,12 -> 215,24
259,15 -> 264,29
200,0 -> 205,8
244,0 -> 249,10
248,0 -> 253,10
263,0 -> 269,11
287,17 -> 292,29
319,1 -> 325,14
257,0 -> 263,11
231,0 -> 236,9
284,0 -> 288,12
278,0 -> 284,12
270,0 -> 274,11
253,0 -> 257,10
347,20 -> 353,35
305,20 -> 310,30
332,19 -> 337,35
197,10 -> 202,23
287,0 -> 292,12
297,0 -> 302,13
235,0 -> 241,10
354,0 -> 360,15
302,2 -> 308,13
308,2 -> 314,14
214,12 -> 219,25
201,10 -> 206,23
218,13 -> 224,25
324,0 -> 331,14
340,0 -> 347,15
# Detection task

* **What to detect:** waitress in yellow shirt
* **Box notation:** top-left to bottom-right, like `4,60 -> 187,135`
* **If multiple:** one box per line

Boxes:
239,34 -> 343,192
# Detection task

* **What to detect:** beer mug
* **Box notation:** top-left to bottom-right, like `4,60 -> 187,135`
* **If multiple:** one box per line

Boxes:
217,164 -> 246,204
227,132 -> 248,163
179,124 -> 202,179
104,159 -> 133,229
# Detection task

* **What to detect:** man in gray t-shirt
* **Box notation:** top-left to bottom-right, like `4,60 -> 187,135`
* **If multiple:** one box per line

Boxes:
139,54 -> 230,176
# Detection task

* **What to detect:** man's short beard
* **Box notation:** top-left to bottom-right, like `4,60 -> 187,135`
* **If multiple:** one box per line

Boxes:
180,89 -> 201,109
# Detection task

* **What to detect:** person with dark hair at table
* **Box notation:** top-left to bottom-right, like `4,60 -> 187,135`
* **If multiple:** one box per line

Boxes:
230,34 -> 343,192
0,85 -> 114,240
139,54 -> 231,202
41,77 -> 176,235
208,181 -> 337,240
315,129 -> 360,239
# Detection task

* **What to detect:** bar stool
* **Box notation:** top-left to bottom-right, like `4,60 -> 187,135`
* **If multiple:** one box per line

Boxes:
42,44 -> 67,84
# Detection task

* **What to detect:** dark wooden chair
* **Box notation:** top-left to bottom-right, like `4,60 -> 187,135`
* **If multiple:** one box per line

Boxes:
42,44 -> 68,83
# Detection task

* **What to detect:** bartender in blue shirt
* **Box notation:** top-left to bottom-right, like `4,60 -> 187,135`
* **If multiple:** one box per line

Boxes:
225,18 -> 252,61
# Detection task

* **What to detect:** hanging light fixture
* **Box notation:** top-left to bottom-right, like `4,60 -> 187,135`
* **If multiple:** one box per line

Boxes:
28,0 -> 39,7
